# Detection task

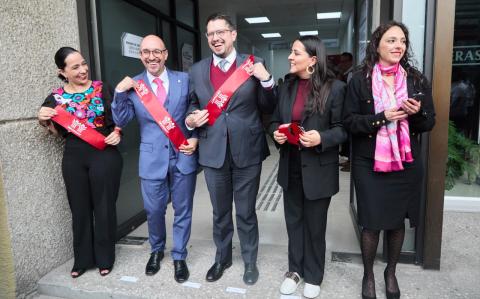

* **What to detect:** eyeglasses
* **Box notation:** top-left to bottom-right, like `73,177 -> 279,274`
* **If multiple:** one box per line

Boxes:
205,29 -> 232,39
140,48 -> 167,57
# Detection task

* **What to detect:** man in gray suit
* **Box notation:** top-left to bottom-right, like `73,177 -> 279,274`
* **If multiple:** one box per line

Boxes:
186,13 -> 276,285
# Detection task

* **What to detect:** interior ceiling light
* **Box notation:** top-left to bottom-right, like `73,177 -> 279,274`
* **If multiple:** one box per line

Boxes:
317,12 -> 342,19
245,17 -> 270,24
262,33 -> 281,38
299,30 -> 319,36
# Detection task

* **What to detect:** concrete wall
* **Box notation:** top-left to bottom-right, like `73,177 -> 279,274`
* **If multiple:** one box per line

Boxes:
0,0 -> 80,296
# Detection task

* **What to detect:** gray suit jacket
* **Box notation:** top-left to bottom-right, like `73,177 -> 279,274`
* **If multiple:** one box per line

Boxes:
188,53 -> 276,168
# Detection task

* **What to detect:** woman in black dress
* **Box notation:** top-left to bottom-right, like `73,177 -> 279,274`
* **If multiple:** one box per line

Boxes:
37,47 -> 123,278
269,35 -> 346,299
343,22 -> 435,299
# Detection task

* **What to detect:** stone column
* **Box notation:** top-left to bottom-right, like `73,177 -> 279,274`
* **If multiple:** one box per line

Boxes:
0,0 -> 81,296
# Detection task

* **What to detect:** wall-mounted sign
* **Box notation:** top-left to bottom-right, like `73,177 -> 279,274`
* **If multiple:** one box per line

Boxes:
453,45 -> 480,66
181,43 -> 194,72
121,32 -> 143,59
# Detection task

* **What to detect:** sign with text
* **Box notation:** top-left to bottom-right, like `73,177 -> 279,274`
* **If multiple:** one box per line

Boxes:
121,32 -> 143,59
452,46 -> 480,66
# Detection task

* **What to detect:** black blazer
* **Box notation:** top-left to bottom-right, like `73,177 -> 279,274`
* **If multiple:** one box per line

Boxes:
188,53 -> 276,168
343,69 -> 436,160
269,77 -> 347,200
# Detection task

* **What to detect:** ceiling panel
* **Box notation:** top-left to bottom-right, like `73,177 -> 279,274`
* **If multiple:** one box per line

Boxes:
201,0 -> 354,45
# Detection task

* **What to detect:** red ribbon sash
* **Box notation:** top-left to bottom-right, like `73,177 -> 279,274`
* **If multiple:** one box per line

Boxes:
206,55 -> 254,126
278,123 -> 304,145
52,106 -> 107,150
134,80 -> 188,149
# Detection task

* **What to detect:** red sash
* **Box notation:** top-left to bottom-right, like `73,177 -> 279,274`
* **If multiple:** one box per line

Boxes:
206,55 -> 254,125
278,123 -> 304,145
134,80 -> 188,149
52,106 -> 107,150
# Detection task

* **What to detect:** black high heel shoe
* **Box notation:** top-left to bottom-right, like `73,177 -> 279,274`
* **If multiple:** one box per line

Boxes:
362,275 -> 377,299
384,269 -> 401,299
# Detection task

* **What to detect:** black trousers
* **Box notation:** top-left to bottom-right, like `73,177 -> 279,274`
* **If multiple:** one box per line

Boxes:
203,146 -> 261,264
62,137 -> 122,269
283,149 -> 331,285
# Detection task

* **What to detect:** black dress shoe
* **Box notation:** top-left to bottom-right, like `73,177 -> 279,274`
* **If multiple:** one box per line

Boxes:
174,260 -> 190,283
145,251 -> 164,276
243,263 -> 259,285
205,261 -> 232,282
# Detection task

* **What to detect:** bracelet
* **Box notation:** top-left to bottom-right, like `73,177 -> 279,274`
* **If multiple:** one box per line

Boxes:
261,74 -> 272,82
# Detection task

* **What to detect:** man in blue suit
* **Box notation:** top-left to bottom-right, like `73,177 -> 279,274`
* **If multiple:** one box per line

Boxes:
112,35 -> 198,283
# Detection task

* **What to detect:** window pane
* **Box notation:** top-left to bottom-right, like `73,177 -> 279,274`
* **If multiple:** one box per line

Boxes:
143,0 -> 170,15
161,21 -> 174,69
445,0 -> 480,197
177,27 -> 196,72
176,0 -> 195,27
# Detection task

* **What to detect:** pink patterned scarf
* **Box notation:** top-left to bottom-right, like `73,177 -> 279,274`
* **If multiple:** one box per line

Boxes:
372,63 -> 413,172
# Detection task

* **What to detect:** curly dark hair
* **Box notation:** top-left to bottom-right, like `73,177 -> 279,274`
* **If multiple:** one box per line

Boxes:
288,35 -> 335,114
362,21 -> 425,88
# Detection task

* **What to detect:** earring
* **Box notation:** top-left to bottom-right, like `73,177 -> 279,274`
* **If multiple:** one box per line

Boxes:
306,65 -> 315,75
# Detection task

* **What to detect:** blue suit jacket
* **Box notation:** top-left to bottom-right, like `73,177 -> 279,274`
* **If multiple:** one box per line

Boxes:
112,69 -> 198,180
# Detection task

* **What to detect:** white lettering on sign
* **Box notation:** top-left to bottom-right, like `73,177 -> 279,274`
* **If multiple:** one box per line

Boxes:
68,119 -> 87,135
136,82 -> 149,96
452,46 -> 480,66
212,91 -> 229,109
160,116 -> 175,131
121,33 -> 143,59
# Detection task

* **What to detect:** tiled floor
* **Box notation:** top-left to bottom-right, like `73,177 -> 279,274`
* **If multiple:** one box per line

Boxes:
128,143 -> 360,254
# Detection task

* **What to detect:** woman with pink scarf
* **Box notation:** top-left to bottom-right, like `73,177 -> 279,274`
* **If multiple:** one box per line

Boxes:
343,22 -> 435,299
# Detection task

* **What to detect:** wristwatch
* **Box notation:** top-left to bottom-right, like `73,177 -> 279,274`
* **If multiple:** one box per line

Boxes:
261,74 -> 272,82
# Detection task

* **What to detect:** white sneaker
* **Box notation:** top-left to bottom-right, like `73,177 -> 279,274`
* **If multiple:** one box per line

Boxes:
303,283 -> 321,298
279,272 -> 302,295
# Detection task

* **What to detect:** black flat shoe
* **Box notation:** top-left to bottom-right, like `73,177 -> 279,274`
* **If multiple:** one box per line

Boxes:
205,261 -> 232,282
145,251 -> 164,276
384,270 -> 400,299
99,266 -> 113,276
243,263 -> 259,285
174,260 -> 190,283
70,268 -> 86,279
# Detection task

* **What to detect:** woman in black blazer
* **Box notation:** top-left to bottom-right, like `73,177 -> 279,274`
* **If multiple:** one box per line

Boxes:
269,35 -> 346,299
343,22 -> 435,299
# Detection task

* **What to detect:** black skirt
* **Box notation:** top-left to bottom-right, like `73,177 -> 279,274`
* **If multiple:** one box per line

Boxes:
352,156 -> 423,230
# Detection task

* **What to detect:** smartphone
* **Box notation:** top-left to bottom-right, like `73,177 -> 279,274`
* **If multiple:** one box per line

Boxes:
411,92 -> 425,103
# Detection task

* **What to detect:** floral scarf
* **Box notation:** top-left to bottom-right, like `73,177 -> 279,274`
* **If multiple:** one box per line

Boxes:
372,63 -> 413,172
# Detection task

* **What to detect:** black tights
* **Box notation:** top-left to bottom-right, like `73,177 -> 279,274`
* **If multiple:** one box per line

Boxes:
361,227 -> 405,297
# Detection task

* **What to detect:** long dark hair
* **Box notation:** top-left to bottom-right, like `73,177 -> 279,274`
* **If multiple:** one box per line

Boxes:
54,46 -> 79,81
294,35 -> 335,114
362,21 -> 424,87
